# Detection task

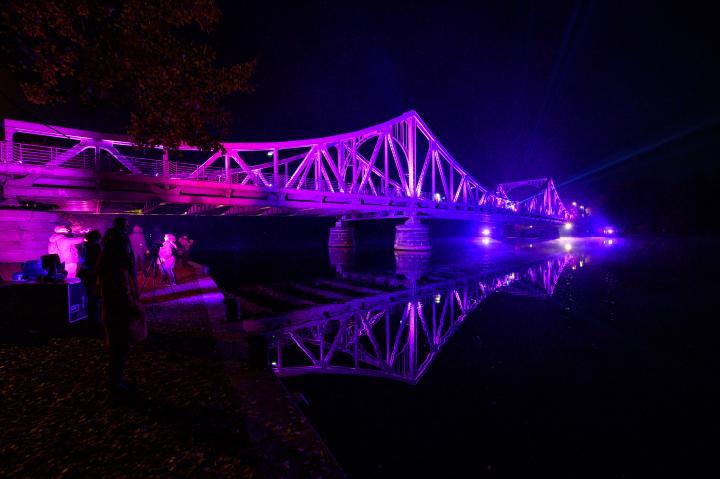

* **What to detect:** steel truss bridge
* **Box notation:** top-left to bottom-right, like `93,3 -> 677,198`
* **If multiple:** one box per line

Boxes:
270,252 -> 578,384
1,112 -> 571,224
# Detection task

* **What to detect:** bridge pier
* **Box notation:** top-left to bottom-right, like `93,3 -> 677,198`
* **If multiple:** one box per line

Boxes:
395,250 -> 431,284
328,220 -> 355,248
394,217 -> 431,251
329,246 -> 354,274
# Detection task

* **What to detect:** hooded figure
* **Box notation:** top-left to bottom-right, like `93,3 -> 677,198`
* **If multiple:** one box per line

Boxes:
79,230 -> 102,333
128,225 -> 147,272
158,233 -> 177,285
177,233 -> 194,267
48,225 -> 85,278
97,217 -> 146,393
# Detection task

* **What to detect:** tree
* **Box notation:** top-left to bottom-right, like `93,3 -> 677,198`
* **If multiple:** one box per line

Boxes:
0,0 -> 255,150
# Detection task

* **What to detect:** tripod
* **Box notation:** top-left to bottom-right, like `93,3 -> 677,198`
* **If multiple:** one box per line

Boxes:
141,247 -> 178,306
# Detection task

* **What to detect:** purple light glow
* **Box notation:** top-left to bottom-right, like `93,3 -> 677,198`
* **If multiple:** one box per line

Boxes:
3,115 -> 575,224
270,252 -> 578,384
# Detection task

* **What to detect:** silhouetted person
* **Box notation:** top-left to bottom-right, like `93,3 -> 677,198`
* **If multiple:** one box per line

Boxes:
97,217 -> 146,395
158,233 -> 177,285
177,233 -> 194,267
129,225 -> 148,274
78,229 -> 102,335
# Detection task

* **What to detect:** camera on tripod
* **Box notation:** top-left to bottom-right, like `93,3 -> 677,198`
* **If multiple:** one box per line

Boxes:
149,242 -> 162,257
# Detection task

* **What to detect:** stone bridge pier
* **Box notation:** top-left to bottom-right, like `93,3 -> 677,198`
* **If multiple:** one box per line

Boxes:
329,216 -> 432,252
328,220 -> 355,248
394,217 -> 431,251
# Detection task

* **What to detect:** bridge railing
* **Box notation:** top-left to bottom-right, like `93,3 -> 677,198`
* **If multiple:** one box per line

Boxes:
1,142 -> 96,169
1,139 -> 568,220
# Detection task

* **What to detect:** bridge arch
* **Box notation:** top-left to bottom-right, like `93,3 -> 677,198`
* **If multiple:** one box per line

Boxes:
1,113 -> 569,223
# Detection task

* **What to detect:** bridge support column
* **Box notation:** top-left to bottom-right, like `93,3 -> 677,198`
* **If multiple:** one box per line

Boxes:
394,217 -> 431,251
328,221 -> 354,248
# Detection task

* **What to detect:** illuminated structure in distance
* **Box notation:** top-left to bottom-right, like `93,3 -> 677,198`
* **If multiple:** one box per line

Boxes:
1,112 -> 574,249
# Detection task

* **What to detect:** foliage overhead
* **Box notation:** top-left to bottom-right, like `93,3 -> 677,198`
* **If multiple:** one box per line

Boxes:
0,0 -> 255,150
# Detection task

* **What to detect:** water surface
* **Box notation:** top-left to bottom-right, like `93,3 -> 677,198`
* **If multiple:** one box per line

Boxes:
202,235 -> 718,477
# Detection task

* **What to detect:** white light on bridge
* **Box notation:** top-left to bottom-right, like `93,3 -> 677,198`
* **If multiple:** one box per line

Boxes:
434,193 -> 442,202
267,151 -> 274,156
572,201 -> 577,206
564,242 -> 572,251
564,222 -> 573,231
481,228 -> 491,236
434,294 -> 442,304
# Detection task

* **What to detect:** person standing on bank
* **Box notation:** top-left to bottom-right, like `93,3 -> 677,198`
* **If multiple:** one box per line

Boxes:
177,233 -> 194,267
158,233 -> 177,285
129,225 -> 148,274
78,229 -> 102,335
96,217 -> 147,394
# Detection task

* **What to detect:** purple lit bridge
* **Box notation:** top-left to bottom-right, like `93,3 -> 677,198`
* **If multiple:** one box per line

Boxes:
1,112 -> 572,249
269,253 -> 578,384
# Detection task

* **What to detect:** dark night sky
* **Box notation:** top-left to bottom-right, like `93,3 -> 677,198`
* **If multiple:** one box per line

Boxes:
217,1 -> 720,232
2,1 -> 719,232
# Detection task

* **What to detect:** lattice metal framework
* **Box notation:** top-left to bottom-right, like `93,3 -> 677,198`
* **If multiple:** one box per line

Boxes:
1,114 -> 570,222
487,177 -> 572,220
270,253 -> 576,383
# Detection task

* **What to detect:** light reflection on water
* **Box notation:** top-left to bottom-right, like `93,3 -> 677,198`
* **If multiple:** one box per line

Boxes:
254,235 -> 718,477
264,237 -> 618,384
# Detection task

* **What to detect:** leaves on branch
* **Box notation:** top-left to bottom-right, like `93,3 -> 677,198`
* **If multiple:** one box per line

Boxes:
1,0 -> 255,150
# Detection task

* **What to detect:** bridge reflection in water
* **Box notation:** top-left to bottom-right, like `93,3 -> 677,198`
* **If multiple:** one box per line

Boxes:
268,250 -> 580,384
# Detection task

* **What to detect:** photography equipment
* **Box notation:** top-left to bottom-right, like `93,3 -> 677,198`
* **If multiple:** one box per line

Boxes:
21,260 -> 46,281
41,254 -> 63,277
142,242 -> 162,283
141,241 -> 178,306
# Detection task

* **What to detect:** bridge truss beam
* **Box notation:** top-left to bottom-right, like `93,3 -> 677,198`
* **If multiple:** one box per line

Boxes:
1,113 -> 571,223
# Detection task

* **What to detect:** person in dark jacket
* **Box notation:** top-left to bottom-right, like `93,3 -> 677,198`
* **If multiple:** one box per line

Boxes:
96,217 -> 147,394
177,233 -> 194,267
78,229 -> 102,335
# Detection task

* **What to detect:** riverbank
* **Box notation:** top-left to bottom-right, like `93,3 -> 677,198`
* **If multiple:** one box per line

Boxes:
0,263 -> 344,478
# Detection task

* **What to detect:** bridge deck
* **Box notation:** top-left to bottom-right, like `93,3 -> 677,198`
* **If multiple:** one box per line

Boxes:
1,113 -> 571,224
